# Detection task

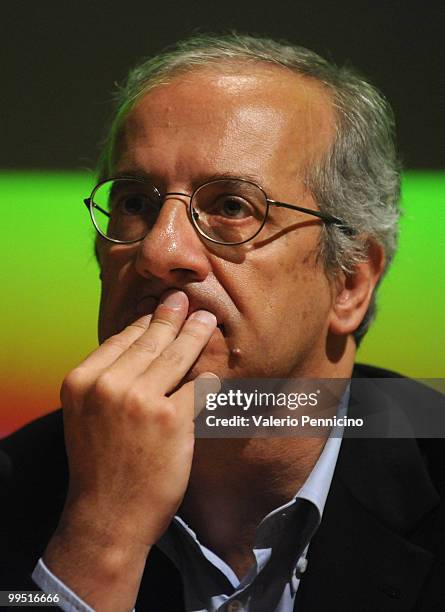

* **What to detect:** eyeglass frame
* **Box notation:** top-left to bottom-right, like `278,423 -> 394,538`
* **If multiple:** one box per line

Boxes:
84,175 -> 352,246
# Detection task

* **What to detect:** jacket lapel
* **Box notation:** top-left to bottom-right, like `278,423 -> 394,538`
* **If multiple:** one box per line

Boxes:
295,375 -> 440,611
136,545 -> 185,611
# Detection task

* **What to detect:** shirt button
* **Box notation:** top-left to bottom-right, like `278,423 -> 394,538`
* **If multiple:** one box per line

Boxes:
227,600 -> 244,612
295,556 -> 308,575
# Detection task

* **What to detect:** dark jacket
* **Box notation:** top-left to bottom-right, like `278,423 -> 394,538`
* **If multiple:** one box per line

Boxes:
1,365 -> 444,611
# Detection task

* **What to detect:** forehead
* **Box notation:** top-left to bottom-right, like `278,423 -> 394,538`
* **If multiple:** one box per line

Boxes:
115,64 -> 335,186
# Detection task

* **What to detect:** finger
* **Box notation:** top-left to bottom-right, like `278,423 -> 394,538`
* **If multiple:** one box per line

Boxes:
72,313 -> 154,374
171,373 -> 221,422
60,313 -> 154,404
105,290 -> 189,380
138,310 -> 218,396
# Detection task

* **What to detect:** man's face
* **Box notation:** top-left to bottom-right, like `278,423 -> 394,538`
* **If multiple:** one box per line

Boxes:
97,64 -> 338,379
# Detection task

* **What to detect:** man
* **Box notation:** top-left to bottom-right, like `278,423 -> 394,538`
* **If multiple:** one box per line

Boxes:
1,34 -> 444,611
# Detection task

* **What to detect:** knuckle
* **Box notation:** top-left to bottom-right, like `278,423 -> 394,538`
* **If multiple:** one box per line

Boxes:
61,368 -> 88,403
132,336 -> 159,355
152,399 -> 177,428
128,319 -> 151,332
92,372 -> 118,402
124,387 -> 148,415
151,317 -> 177,333
181,326 -> 204,341
102,335 -> 129,351
124,391 -> 176,428
157,347 -> 184,367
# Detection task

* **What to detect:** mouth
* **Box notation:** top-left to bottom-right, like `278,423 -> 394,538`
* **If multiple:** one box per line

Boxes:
216,323 -> 225,336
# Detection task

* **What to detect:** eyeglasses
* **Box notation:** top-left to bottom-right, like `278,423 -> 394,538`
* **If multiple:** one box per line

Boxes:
84,176 -> 350,246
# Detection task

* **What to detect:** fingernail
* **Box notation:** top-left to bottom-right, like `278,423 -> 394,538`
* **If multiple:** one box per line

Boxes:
161,291 -> 187,310
198,372 -> 221,389
189,310 -> 217,326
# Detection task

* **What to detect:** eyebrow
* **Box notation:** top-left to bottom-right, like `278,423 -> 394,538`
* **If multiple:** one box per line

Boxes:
113,168 -> 155,181
112,168 -> 267,190
196,171 -> 266,187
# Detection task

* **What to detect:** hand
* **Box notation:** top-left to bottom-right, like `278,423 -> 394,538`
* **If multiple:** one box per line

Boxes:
43,290 -> 219,611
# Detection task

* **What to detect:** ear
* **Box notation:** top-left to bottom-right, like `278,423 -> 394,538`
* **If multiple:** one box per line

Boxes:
328,239 -> 385,337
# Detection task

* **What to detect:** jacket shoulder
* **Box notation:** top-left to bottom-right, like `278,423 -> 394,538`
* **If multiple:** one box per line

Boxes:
0,411 -> 68,587
0,410 -> 66,485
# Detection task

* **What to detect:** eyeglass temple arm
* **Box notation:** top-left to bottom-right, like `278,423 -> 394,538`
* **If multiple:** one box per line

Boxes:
82,194 -> 353,235
268,200 -> 353,234
84,199 -> 111,218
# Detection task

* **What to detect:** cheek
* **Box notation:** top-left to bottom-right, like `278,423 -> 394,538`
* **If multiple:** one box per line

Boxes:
98,246 -> 138,339
249,247 -> 329,320
233,244 -> 333,351
98,244 -> 137,292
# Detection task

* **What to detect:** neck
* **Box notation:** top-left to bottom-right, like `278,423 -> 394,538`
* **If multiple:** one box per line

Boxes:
179,436 -> 326,577
179,337 -> 355,573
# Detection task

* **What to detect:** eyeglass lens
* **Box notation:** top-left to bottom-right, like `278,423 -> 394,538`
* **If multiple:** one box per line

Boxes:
91,178 -> 267,244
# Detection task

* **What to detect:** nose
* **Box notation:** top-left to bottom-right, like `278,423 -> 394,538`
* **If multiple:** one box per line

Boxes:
134,196 -> 211,284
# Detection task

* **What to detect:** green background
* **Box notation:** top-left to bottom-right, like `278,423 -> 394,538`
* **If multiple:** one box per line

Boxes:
1,171 -> 444,435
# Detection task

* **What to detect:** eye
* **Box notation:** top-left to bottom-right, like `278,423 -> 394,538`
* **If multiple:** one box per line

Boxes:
213,195 -> 253,219
119,194 -> 151,215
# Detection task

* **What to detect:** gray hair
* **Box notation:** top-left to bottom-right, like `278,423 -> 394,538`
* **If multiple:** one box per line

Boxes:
98,33 -> 401,345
